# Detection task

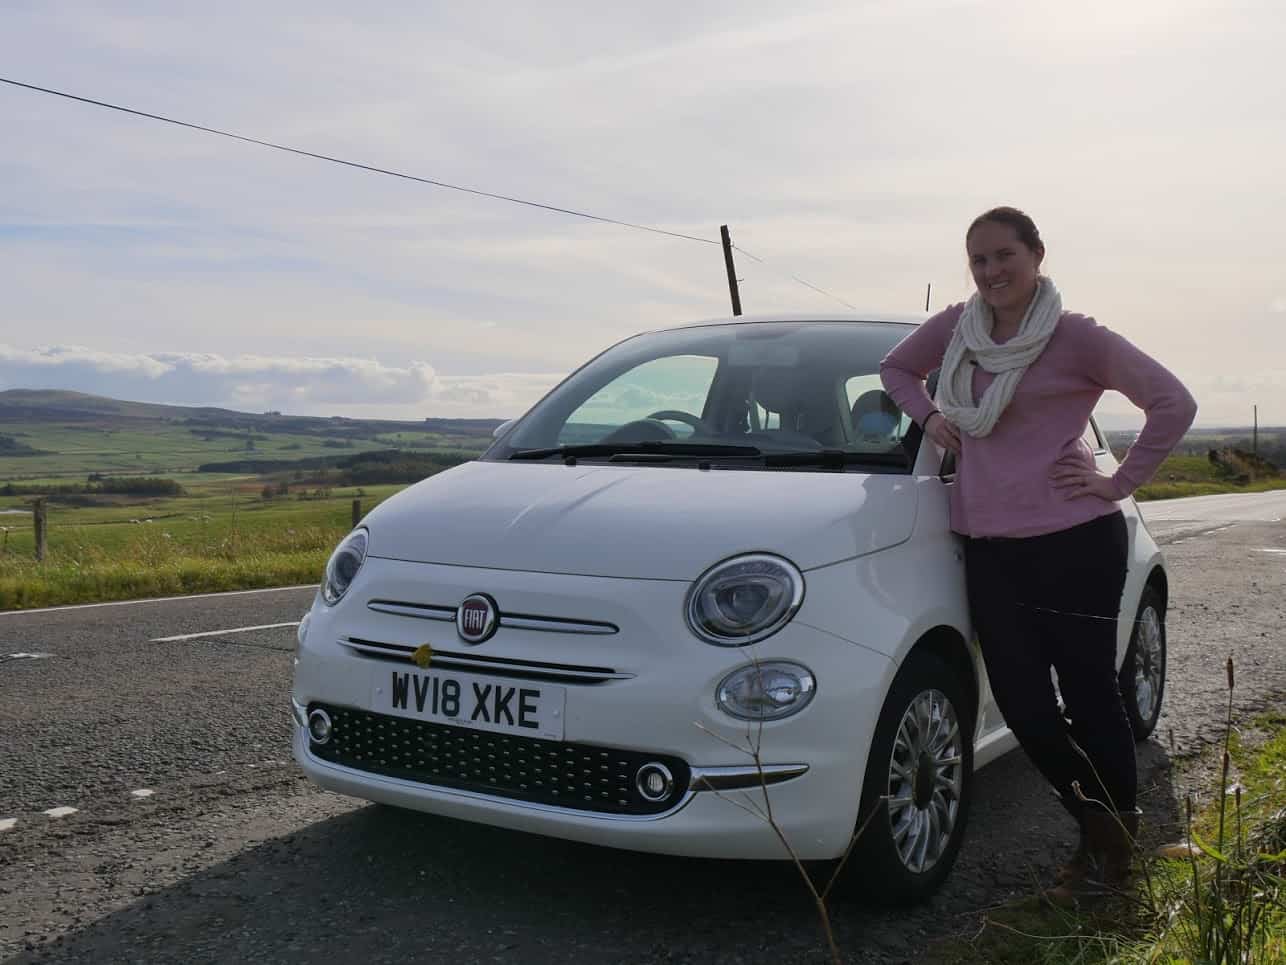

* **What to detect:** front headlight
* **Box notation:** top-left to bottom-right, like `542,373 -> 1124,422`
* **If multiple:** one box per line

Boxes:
717,661 -> 816,721
685,553 -> 804,646
322,527 -> 368,605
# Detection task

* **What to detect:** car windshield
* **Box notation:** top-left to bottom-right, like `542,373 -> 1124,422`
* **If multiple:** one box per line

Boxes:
485,320 -> 920,472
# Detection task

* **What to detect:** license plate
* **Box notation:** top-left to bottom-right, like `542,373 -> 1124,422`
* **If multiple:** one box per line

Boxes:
372,667 -> 565,741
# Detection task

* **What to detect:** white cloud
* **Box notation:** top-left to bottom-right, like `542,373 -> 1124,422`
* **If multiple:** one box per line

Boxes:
0,344 -> 561,419
0,0 -> 1282,426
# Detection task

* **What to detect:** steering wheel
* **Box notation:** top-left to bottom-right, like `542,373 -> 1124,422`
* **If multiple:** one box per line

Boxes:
645,410 -> 711,435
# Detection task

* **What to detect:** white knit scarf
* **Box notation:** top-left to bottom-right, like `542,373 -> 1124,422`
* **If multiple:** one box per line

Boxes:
936,276 -> 1063,438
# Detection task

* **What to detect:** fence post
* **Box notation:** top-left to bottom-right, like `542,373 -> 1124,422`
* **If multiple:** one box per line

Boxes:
33,497 -> 48,562
351,499 -> 362,528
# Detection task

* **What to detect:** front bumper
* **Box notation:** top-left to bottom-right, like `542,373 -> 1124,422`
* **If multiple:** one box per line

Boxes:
291,557 -> 896,860
296,717 -> 853,860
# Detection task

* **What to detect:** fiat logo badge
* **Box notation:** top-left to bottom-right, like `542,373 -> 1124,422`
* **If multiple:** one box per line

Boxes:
456,594 -> 498,644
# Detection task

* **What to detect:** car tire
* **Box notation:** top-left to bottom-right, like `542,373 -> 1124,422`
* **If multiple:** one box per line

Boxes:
1118,584 -> 1166,742
845,650 -> 974,904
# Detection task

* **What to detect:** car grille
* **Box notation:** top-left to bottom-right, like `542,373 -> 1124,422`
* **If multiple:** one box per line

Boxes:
308,704 -> 690,816
338,637 -> 631,685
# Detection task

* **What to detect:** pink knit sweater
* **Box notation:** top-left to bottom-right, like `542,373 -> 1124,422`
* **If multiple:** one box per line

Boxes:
880,304 -> 1198,538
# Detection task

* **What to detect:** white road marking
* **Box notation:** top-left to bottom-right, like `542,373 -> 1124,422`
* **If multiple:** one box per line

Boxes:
3,652 -> 54,660
130,789 -> 155,799
1255,548 -> 1286,555
0,584 -> 315,617
0,818 -> 16,832
151,622 -> 300,643
43,806 -> 78,818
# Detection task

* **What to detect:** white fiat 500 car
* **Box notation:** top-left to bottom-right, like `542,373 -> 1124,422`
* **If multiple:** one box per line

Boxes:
291,314 -> 1169,901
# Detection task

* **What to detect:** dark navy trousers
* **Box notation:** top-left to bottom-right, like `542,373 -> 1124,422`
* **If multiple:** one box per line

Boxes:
965,511 -> 1136,816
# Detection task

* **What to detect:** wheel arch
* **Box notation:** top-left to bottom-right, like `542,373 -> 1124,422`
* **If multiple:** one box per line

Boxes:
901,624 -> 979,729
1146,565 -> 1168,611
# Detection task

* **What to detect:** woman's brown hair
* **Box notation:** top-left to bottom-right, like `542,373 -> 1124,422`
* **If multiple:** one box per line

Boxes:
966,206 -> 1045,257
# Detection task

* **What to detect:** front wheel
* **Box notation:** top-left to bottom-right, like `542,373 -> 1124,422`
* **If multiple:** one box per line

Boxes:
1119,585 -> 1166,741
846,651 -> 974,904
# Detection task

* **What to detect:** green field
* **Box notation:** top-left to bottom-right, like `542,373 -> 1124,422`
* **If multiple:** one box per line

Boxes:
4,448 -> 1284,610
0,423 -> 379,478
2,389 -> 1283,610
0,388 -> 497,482
0,389 -> 501,608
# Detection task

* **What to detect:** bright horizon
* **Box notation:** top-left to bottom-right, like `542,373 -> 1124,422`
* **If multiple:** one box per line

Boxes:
2,1 -> 1282,430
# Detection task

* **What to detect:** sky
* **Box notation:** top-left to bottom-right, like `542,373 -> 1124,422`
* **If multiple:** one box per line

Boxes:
1,0 -> 1282,428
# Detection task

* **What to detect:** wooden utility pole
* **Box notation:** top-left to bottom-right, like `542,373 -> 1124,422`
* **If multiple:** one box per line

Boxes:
924,283 -> 932,312
1253,405 -> 1258,456
720,225 -> 742,316
33,498 -> 47,562
352,499 -> 362,528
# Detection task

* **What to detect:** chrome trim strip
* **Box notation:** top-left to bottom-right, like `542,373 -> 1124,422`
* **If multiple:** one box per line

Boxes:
367,600 -> 618,635
300,741 -> 697,823
367,601 -> 454,622
689,763 -> 810,792
290,697 -> 308,728
336,638 -> 636,680
500,615 -> 617,636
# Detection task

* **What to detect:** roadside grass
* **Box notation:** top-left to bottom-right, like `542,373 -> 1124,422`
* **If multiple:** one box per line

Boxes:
1135,477 -> 1286,501
0,482 -> 407,609
0,550 -> 328,609
1134,453 -> 1286,501
923,679 -> 1286,965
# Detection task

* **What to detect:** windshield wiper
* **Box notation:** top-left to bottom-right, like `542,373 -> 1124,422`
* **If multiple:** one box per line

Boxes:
509,442 -> 764,462
761,449 -> 909,470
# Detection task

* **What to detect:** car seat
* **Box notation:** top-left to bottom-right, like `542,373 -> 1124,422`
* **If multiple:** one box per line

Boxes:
851,390 -> 901,447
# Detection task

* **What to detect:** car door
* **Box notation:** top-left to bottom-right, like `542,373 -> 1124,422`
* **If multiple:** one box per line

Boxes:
1083,415 -> 1146,670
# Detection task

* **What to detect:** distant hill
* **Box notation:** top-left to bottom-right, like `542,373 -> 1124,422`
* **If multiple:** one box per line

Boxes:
0,389 -> 504,480
0,389 -> 503,437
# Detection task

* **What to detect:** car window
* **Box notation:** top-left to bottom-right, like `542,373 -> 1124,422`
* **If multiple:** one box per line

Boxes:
845,374 -> 911,449
1082,418 -> 1104,453
494,320 -> 921,472
558,355 -> 719,444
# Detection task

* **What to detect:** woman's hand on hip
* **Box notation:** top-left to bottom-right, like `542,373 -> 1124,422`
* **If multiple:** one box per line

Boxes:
1050,455 -> 1120,500
924,412 -> 962,454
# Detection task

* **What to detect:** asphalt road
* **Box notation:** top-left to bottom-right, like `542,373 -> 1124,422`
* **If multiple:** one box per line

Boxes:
2,494 -> 1284,964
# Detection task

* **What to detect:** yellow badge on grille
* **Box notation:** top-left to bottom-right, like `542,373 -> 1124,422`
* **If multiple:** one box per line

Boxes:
412,643 -> 433,668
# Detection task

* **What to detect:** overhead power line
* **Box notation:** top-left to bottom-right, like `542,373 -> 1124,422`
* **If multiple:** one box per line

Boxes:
733,245 -> 858,311
0,76 -> 716,246
0,75 -> 860,312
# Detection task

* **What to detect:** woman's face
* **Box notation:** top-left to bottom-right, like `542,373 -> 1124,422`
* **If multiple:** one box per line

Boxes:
966,220 -> 1043,315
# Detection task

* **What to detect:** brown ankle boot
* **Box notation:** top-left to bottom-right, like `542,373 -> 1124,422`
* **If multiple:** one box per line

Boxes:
1054,826 -> 1090,884
1045,809 -> 1140,907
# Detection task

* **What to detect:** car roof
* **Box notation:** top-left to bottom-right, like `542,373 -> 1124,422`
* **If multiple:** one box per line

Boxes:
652,311 -> 926,334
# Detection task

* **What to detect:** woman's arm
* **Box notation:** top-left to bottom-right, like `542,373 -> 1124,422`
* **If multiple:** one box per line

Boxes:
879,304 -> 963,427
1080,320 -> 1198,498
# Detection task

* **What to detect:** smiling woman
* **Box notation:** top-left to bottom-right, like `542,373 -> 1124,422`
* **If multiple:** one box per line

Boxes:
880,205 -> 1198,906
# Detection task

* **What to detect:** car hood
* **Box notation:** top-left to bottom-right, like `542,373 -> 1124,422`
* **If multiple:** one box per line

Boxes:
363,460 -> 918,581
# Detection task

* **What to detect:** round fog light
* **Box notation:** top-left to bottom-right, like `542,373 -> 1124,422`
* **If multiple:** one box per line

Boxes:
307,709 -> 333,745
716,661 -> 816,721
636,763 -> 674,802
